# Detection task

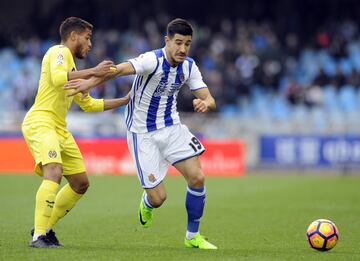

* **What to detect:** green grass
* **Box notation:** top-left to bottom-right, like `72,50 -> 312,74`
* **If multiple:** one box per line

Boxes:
0,174 -> 359,260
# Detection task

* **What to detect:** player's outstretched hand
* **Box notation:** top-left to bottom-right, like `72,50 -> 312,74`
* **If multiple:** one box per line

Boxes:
193,98 -> 209,113
64,78 -> 92,99
123,92 -> 131,104
94,60 -> 116,77
119,93 -> 130,106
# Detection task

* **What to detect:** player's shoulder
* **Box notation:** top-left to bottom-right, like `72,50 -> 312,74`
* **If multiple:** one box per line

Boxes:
185,56 -> 195,63
142,50 -> 158,60
184,56 -> 199,71
185,56 -> 198,68
132,50 -> 158,65
47,45 -> 71,57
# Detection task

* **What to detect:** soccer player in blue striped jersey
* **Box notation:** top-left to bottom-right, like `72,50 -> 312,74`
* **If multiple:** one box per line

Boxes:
64,18 -> 217,249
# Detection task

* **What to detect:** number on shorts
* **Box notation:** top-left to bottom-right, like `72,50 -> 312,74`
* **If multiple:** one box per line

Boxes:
189,137 -> 202,152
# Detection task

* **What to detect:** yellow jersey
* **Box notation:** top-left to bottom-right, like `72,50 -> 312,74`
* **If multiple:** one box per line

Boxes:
23,45 -> 104,130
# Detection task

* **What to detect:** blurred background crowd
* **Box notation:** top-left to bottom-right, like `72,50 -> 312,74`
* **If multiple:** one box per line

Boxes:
1,0 -> 360,136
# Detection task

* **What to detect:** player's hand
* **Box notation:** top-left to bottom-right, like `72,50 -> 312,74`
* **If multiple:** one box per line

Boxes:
94,60 -> 116,77
64,78 -> 92,99
118,91 -> 131,106
118,94 -> 130,106
123,91 -> 131,104
193,98 -> 209,113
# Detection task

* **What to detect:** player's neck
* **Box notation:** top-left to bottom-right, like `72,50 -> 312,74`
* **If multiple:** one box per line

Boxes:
60,41 -> 75,57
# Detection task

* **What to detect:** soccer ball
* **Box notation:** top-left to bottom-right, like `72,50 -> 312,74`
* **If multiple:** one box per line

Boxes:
306,219 -> 339,251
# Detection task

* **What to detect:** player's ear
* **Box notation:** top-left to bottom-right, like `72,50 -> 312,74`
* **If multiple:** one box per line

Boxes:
69,31 -> 77,41
165,36 -> 170,46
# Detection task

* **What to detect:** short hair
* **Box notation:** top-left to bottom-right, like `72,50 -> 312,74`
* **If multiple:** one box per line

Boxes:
167,18 -> 193,38
59,17 -> 93,41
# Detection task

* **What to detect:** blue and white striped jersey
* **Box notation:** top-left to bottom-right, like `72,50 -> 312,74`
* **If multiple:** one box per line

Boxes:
125,48 -> 207,133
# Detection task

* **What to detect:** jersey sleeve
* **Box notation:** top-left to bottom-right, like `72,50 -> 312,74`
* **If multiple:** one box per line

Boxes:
49,47 -> 71,87
128,51 -> 157,75
186,61 -> 207,91
73,93 -> 104,112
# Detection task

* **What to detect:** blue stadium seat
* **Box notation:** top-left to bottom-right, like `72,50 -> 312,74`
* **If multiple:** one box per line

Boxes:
219,104 -> 239,118
270,96 -> 290,121
339,58 -> 352,76
309,107 -> 328,131
338,84 -> 358,113
322,85 -> 341,112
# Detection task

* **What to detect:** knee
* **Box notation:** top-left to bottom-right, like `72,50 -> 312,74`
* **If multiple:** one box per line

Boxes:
72,180 -> 90,194
188,171 -> 205,188
148,192 -> 167,208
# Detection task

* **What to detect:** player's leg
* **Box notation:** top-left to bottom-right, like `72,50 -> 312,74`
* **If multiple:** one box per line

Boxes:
30,163 -> 62,248
173,157 -> 206,236
167,124 -> 216,249
30,163 -> 62,245
144,183 -> 167,208
35,163 -> 62,237
46,133 -> 87,241
174,156 -> 217,249
127,131 -> 168,228
139,183 -> 167,227
47,172 -> 88,231
26,128 -> 63,248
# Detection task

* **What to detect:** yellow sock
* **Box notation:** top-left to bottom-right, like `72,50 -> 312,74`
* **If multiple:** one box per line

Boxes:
34,180 -> 59,235
47,183 -> 83,229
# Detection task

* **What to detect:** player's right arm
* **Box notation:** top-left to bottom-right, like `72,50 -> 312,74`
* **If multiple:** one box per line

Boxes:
68,60 -> 115,80
49,47 -> 115,87
63,61 -> 135,98
64,51 -> 157,98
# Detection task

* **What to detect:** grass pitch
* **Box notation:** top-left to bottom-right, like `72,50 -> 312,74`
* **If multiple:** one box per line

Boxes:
0,174 -> 359,260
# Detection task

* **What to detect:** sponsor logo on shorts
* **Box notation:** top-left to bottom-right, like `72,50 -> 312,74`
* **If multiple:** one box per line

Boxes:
48,150 -> 57,158
148,174 -> 156,183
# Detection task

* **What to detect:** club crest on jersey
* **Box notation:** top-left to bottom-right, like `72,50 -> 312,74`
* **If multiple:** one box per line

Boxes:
48,150 -> 57,158
56,53 -> 64,65
148,174 -> 156,183
180,73 -> 185,82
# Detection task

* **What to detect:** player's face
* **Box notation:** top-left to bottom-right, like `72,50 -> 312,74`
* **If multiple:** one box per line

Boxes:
165,34 -> 192,65
74,28 -> 92,59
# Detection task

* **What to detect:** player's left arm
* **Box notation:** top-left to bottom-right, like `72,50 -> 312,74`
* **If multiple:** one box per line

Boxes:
187,60 -> 216,113
103,92 -> 130,110
74,91 -> 130,112
192,87 -> 216,113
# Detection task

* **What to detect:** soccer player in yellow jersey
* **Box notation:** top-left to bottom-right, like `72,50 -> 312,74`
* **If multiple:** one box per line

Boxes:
21,17 -> 128,248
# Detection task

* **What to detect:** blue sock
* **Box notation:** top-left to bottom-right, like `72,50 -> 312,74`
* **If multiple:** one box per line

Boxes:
143,193 -> 153,209
186,186 -> 206,233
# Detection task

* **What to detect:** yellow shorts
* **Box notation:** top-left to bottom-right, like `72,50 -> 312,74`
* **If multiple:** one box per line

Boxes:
21,124 -> 86,176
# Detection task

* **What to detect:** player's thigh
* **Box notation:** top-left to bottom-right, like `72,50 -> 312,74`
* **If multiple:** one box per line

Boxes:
42,163 -> 63,183
127,131 -> 168,189
61,133 -> 86,176
165,124 -> 205,185
22,124 -> 63,176
165,124 -> 205,165
173,155 -> 205,187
